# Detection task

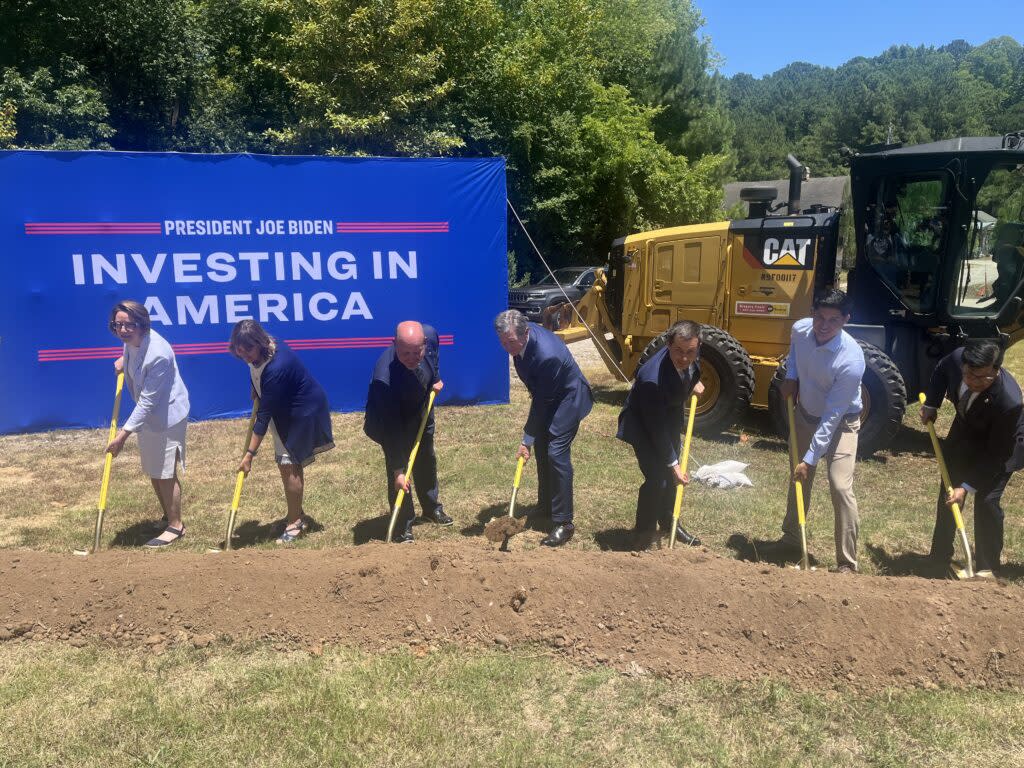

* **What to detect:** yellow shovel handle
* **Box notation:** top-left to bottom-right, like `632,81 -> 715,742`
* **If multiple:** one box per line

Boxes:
918,393 -> 967,531
513,455 -> 524,488
386,390 -> 437,542
97,372 -> 125,512
918,392 -> 973,577
224,396 -> 260,551
669,394 -> 698,550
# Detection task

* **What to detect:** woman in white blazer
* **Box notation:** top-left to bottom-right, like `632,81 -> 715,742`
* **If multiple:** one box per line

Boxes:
105,300 -> 191,547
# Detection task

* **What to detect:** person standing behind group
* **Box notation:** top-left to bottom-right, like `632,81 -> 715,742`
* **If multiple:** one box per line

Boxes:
772,289 -> 866,573
230,319 -> 335,543
494,309 -> 593,547
106,300 -> 191,548
617,320 -> 705,550
364,321 -> 451,543
920,339 -> 1024,578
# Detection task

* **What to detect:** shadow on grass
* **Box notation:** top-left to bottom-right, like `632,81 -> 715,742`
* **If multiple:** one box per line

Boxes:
593,527 -> 635,551
879,424 -> 934,459
591,385 -> 627,408
864,544 -> 948,579
352,514 -> 390,545
111,520 -> 161,548
725,532 -> 819,568
221,515 -> 325,548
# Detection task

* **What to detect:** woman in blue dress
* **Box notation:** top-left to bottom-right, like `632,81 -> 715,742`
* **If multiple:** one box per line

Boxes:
229,319 -> 335,543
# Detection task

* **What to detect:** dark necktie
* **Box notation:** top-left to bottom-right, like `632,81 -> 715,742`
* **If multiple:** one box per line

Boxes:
957,388 -> 972,419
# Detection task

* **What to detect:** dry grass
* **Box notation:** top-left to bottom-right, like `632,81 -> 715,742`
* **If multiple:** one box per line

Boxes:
0,342 -> 1020,580
1,642 -> 1021,768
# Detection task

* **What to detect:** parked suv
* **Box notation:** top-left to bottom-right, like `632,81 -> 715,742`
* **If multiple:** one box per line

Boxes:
507,266 -> 599,322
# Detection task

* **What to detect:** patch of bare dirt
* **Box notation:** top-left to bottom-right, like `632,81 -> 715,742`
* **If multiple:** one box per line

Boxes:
0,544 -> 1020,691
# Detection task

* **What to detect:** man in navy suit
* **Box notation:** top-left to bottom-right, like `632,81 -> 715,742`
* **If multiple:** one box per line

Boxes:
921,339 -> 1024,577
364,321 -> 452,543
495,309 -> 593,546
617,320 -> 705,549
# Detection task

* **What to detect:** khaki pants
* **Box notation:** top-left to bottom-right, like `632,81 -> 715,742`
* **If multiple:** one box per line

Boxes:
782,406 -> 860,569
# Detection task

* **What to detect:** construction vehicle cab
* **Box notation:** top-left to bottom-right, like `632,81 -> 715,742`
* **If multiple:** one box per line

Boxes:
556,132 -> 1024,455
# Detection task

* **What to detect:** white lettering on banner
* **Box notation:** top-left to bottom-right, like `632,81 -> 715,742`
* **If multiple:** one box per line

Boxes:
178,295 -> 219,324
141,292 -> 373,325
164,219 -> 253,236
173,253 -> 202,283
225,294 -> 253,323
146,297 -> 172,325
207,252 -> 237,282
133,252 -> 166,284
73,250 -> 408,285
74,247 -> 408,326
258,294 -> 289,322
326,251 -> 357,280
292,252 -> 321,281
341,292 -> 372,320
238,251 -> 270,280
72,253 -> 85,284
160,220 -> 335,236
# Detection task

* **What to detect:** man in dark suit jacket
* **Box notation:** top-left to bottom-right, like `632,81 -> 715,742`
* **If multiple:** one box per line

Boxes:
921,339 -> 1024,576
364,321 -> 452,543
617,320 -> 704,549
495,309 -> 593,546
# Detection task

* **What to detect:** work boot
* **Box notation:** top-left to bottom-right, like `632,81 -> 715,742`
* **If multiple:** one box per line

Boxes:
393,520 -> 414,544
421,507 -> 453,526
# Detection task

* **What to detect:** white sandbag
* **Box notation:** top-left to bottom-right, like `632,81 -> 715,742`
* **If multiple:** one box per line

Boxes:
693,460 -> 753,489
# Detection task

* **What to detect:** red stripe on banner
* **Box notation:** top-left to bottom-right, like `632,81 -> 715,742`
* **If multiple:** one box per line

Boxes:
25,222 -> 163,235
336,221 -> 449,233
37,336 -> 454,361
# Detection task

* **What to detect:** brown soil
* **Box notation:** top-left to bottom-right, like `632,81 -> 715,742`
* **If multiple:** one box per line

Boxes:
1,544 -> 1021,691
483,515 -> 526,544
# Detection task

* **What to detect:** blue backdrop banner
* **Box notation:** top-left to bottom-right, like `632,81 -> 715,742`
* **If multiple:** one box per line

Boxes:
0,151 -> 509,434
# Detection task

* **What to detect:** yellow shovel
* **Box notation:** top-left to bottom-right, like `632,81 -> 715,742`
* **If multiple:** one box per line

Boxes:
669,394 -> 698,550
786,396 -> 811,571
507,456 -> 525,517
918,392 -> 974,579
213,396 -> 260,553
385,390 -> 437,543
75,372 -> 125,556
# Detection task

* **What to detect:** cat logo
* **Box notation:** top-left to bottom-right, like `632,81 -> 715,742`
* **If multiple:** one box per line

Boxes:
762,237 -> 813,269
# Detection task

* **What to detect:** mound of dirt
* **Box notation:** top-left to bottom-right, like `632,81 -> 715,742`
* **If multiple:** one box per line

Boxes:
0,544 -> 1020,691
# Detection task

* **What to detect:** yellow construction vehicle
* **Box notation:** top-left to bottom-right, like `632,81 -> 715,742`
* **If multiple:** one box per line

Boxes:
554,135 -> 1024,454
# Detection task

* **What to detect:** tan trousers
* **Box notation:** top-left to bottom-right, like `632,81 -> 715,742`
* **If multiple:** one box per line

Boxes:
782,405 -> 860,569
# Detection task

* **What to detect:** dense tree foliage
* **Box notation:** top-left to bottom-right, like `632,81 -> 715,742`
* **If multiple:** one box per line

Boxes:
0,0 -> 731,274
726,37 -> 1024,181
2,1 -> 1020,274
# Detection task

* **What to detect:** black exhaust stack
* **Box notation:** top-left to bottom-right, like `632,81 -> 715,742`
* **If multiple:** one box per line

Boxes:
786,154 -> 808,215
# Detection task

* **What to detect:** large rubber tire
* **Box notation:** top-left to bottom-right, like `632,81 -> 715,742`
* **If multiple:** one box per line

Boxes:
639,326 -> 755,436
767,340 -> 907,457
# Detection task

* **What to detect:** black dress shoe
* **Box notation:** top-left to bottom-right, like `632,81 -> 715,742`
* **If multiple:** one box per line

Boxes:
393,521 -> 414,543
673,525 -> 702,547
541,523 -> 574,547
421,507 -> 453,526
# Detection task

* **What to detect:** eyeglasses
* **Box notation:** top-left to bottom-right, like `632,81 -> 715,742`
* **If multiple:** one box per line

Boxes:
962,367 -> 997,383
109,321 -> 139,332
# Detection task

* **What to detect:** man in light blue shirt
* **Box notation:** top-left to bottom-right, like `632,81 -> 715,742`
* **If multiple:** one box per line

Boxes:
777,289 -> 866,572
